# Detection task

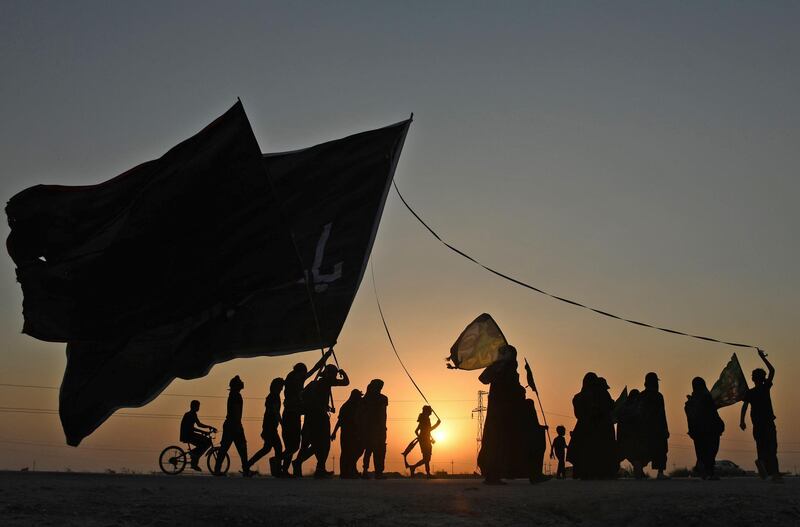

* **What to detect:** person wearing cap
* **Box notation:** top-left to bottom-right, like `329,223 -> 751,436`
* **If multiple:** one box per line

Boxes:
360,379 -> 389,479
640,372 -> 670,479
293,363 -> 350,478
214,375 -> 251,476
331,388 -> 363,479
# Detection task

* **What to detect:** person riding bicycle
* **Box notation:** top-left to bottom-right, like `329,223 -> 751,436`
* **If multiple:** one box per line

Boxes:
180,400 -> 216,471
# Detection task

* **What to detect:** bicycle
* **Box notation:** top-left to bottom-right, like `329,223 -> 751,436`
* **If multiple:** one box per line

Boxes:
159,430 -> 230,475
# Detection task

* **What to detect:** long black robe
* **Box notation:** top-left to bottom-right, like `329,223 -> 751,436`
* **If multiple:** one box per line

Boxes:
477,359 -> 528,480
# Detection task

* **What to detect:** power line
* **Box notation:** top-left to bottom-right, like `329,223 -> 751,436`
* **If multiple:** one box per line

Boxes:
0,382 -> 473,403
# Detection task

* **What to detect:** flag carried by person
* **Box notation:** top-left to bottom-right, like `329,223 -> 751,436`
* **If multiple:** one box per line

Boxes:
6,101 -> 411,445
710,353 -> 749,408
446,313 -> 508,370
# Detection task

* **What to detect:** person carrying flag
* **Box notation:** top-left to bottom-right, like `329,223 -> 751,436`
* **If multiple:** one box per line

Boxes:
740,348 -> 781,482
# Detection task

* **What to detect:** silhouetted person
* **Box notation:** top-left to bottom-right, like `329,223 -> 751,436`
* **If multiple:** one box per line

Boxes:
179,400 -> 216,471
332,389 -> 363,479
477,344 -> 527,485
685,376 -> 724,480
214,375 -> 250,476
551,425 -> 568,479
740,348 -> 781,481
525,398 -> 549,483
569,373 -> 618,479
640,372 -> 670,479
294,364 -> 350,478
246,377 -> 284,476
280,349 -> 332,476
360,379 -> 389,479
407,405 -> 440,478
616,389 -> 647,478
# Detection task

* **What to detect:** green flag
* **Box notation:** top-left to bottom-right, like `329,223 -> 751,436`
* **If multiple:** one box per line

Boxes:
711,353 -> 749,408
447,313 -> 508,370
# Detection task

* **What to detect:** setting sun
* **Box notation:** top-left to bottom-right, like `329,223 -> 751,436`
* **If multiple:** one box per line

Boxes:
432,426 -> 447,444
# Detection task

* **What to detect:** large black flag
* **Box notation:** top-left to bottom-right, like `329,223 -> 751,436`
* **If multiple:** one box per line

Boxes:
6,102 -> 410,445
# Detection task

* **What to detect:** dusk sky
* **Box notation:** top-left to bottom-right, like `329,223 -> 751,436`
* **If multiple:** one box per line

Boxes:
1,1 -> 798,475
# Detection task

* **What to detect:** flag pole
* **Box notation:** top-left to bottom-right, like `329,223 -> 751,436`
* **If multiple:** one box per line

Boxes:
524,358 -> 553,455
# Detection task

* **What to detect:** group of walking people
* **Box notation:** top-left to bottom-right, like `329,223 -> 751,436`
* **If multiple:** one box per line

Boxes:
479,345 -> 781,484
180,349 -> 393,478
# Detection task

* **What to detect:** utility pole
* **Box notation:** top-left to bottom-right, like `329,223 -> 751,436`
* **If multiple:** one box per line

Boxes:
471,390 -> 488,470
451,459 -> 454,475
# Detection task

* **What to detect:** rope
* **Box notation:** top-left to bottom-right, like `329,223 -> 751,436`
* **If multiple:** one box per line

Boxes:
371,263 -> 440,421
392,181 -> 759,350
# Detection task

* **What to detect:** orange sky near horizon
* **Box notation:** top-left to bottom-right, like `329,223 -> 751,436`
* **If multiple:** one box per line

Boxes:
1,2 -> 798,478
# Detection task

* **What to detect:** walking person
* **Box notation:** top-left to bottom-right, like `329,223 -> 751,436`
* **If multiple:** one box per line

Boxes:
685,377 -> 724,480
640,372 -> 670,479
740,348 -> 781,481
360,379 -> 389,479
406,405 -> 440,478
246,377 -> 284,476
331,389 -> 363,479
279,350 -> 332,476
293,364 -> 350,478
214,375 -> 251,477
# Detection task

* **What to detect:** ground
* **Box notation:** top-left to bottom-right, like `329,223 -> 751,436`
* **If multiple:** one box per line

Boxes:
1,472 -> 798,526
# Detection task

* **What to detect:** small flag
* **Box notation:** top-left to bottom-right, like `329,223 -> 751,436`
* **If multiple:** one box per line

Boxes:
447,313 -> 508,370
711,353 -> 749,408
524,359 -> 537,392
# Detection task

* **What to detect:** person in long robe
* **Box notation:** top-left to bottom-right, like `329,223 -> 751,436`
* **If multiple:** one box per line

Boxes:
640,372 -> 670,479
477,344 -> 527,484
360,379 -> 389,479
331,389 -> 363,479
525,398 -> 549,483
570,373 -> 618,479
616,389 -> 647,478
685,377 -> 724,480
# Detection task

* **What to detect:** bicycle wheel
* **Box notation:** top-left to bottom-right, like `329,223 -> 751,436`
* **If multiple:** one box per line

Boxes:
159,446 -> 187,475
207,447 -> 230,475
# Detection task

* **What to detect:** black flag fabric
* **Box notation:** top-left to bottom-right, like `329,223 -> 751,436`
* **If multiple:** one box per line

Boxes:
6,102 -> 410,445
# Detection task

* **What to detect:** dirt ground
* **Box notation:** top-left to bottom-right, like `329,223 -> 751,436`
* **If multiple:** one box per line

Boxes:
0,471 -> 798,526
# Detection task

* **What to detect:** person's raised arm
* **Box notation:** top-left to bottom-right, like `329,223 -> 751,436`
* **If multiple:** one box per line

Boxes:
431,417 -> 442,431
307,349 -> 334,380
334,369 -> 350,387
758,348 -> 775,382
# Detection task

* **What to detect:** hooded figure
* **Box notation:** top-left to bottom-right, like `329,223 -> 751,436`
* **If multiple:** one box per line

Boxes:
332,389 -> 363,478
685,377 -> 724,480
477,345 -> 528,484
214,375 -> 250,476
616,389 -> 647,478
360,379 -> 389,479
569,373 -> 617,479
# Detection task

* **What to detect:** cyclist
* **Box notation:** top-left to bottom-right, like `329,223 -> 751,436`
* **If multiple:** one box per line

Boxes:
180,400 -> 216,471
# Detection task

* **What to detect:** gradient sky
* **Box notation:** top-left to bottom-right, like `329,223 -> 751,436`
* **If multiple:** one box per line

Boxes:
1,1 -> 798,475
